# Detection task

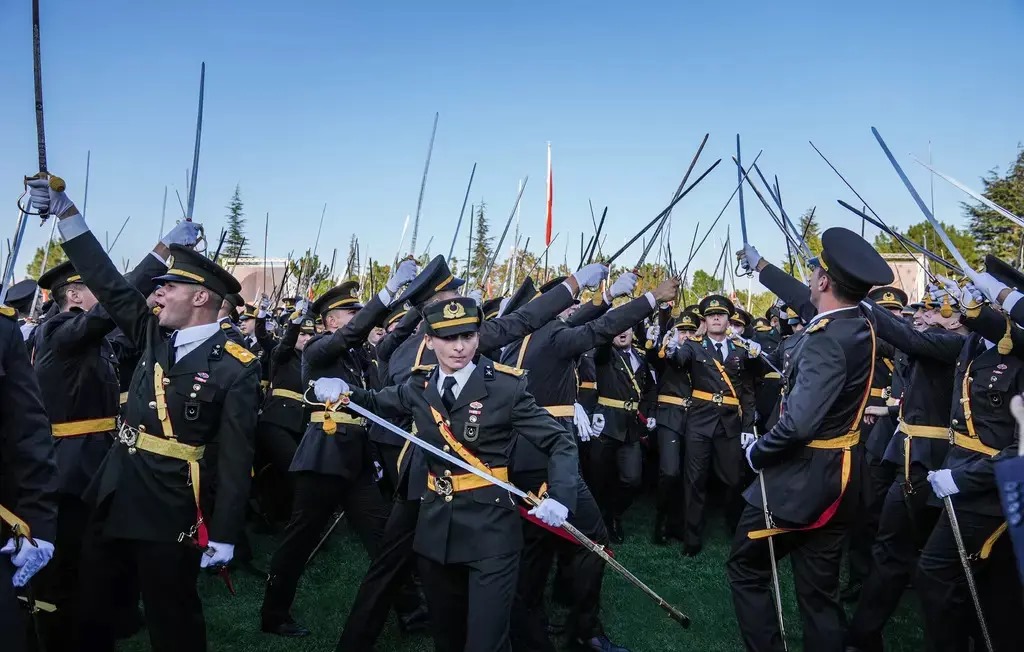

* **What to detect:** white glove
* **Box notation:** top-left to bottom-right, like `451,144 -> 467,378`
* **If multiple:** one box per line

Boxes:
528,498 -> 569,528
386,258 -> 419,294
290,299 -> 310,323
746,341 -> 762,358
468,289 -> 483,306
572,263 -> 609,290
25,177 -> 76,218
1,537 -> 55,587
591,413 -> 606,437
972,272 -> 1009,305
960,284 -> 985,307
664,330 -> 680,355
573,403 -> 594,442
199,541 -> 234,568
738,244 -> 761,273
160,221 -> 203,247
745,440 -> 758,471
314,377 -> 350,403
646,417 -> 656,431
608,272 -> 638,299
645,324 -> 660,344
927,469 -> 960,499
259,295 -> 271,311
740,432 -> 756,448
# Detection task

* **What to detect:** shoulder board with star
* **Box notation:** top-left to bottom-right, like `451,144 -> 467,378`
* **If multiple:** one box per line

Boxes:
224,340 -> 258,365
412,364 -> 436,374
0,305 -> 15,320
492,362 -> 525,377
806,318 -> 831,334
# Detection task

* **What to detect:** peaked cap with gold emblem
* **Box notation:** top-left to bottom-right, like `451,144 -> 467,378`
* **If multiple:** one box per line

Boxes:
424,296 -> 480,337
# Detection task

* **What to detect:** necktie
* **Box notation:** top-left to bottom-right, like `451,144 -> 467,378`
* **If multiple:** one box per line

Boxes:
441,376 -> 458,413
715,342 -> 724,362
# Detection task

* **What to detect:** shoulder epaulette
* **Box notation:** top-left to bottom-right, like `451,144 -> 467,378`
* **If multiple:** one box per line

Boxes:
224,340 -> 258,365
412,364 -> 436,374
0,305 -> 15,320
806,318 -> 830,334
492,362 -> 525,377
689,335 -> 704,343
220,321 -> 233,330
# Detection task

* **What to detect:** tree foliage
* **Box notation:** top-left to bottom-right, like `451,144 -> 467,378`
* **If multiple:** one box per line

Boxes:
965,146 -> 1024,264
874,220 -> 979,273
25,237 -> 69,279
288,249 -> 332,299
470,202 -> 492,285
223,185 -> 248,259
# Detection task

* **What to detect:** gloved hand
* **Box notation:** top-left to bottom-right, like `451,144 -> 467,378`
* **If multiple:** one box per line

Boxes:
646,417 -> 656,431
25,176 -> 76,218
386,258 -> 419,294
160,221 -> 202,248
528,498 -> 569,528
737,244 -> 762,273
645,323 -> 660,345
290,299 -> 310,324
972,272 -> 1010,305
259,295 -> 271,312
740,432 -> 756,448
960,283 -> 985,307
591,413 -> 606,437
314,377 -> 350,403
746,341 -> 762,358
572,263 -> 609,291
468,289 -> 483,306
927,469 -> 959,498
664,330 -> 680,355
744,439 -> 758,471
608,272 -> 638,299
497,297 -> 511,318
199,541 -> 234,568
1,537 -> 55,587
573,403 -> 594,442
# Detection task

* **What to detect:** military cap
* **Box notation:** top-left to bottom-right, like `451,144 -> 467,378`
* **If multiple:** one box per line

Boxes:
481,297 -> 503,321
153,244 -> 241,298
869,286 -> 908,309
753,317 -> 772,332
6,279 -> 37,313
38,260 -> 83,292
729,308 -> 750,328
502,278 -> 538,317
282,296 -> 298,308
764,305 -> 781,320
810,227 -> 894,296
901,304 -> 916,317
239,303 -> 260,321
783,305 -> 802,324
985,255 -> 1024,291
299,317 -> 317,335
424,297 -> 480,338
312,281 -> 363,316
226,293 -> 244,309
386,302 -> 412,328
699,294 -> 734,317
676,311 -> 700,332
684,304 -> 704,321
401,255 -> 465,308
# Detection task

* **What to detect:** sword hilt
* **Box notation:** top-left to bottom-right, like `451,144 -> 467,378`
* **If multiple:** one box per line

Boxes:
18,172 -> 65,219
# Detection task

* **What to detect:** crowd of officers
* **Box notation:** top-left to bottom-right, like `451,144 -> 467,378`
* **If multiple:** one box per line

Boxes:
1,172 -> 1022,652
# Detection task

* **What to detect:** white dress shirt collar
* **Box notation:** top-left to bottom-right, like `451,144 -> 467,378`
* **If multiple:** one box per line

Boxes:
437,361 -> 477,400
171,322 -> 222,362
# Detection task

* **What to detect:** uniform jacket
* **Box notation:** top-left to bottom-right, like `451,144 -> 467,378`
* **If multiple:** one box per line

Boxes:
746,306 -> 875,525
594,342 -> 657,443
62,232 -> 260,544
670,336 -> 757,435
258,320 -> 306,433
349,356 -> 578,564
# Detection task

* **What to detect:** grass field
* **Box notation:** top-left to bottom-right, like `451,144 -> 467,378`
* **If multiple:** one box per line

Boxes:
120,499 -> 923,651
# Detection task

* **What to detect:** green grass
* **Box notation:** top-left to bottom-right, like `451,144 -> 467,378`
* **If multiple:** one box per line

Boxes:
119,500 -> 923,651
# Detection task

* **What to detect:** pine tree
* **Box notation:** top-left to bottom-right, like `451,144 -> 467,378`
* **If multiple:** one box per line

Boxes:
223,185 -> 248,259
471,202 -> 492,283
965,147 -> 1024,264
25,237 -> 69,279
797,207 -> 822,257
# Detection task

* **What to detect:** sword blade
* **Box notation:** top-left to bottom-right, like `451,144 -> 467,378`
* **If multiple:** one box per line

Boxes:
187,63 -> 205,220
912,156 -> 1024,229
944,497 -> 994,652
737,134 -> 747,245
410,112 -> 439,254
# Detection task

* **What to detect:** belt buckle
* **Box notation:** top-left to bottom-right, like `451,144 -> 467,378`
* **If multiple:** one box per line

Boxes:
622,400 -> 635,412
433,476 -> 453,497
118,423 -> 139,454
947,428 -> 956,446
683,398 -> 692,409
713,393 -> 724,405
882,386 -> 892,399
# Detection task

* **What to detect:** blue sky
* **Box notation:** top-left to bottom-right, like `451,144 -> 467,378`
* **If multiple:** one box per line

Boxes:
2,1 -> 1022,290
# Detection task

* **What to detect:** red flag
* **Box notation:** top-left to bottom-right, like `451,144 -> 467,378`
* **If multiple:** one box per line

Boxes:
545,142 -> 553,246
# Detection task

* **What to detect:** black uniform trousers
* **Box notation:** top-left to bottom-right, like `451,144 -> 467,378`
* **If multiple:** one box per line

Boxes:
74,502 -> 204,652
511,469 -> 607,651
589,437 -> 642,521
846,447 -> 897,594
1,562 -> 26,652
684,421 -> 743,549
916,507 -> 1022,652
335,495 -> 422,650
848,464 -> 938,649
261,470 -> 388,626
254,422 -> 300,476
655,424 -> 685,527
33,493 -> 89,652
371,441 -> 406,500
727,495 -> 854,652
253,422 -> 301,523
419,551 -> 520,652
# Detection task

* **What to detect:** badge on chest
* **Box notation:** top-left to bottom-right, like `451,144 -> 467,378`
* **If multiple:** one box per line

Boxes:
463,422 -> 480,442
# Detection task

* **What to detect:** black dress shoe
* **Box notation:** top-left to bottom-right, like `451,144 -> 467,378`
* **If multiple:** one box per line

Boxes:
397,604 -> 431,635
609,519 -> 624,544
682,543 -> 702,557
261,618 -> 310,638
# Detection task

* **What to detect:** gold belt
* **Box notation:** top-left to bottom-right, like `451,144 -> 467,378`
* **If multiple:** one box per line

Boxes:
310,411 -> 366,428
898,421 -> 949,439
870,387 -> 892,399
0,504 -> 32,541
271,388 -> 305,401
597,397 -> 638,411
690,390 -> 739,406
117,424 -> 205,508
949,431 -> 999,457
427,467 -> 509,497
806,430 -> 861,449
543,405 -> 575,418
763,372 -> 782,379
52,417 -> 118,438
656,394 -> 690,407
578,381 -> 597,391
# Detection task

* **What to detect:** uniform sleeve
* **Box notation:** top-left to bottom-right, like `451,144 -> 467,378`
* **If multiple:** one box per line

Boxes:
565,299 -> 610,326
510,376 -> 579,512
479,284 -> 574,351
303,294 -> 389,368
0,320 -> 58,541
740,364 -> 757,432
551,294 -> 655,358
376,309 -> 422,363
963,304 -> 1024,358
347,380 -> 415,421
208,362 -> 260,543
759,263 -> 815,324
272,321 -> 300,366
671,339 -> 695,368
868,300 -> 964,362
750,333 -> 847,469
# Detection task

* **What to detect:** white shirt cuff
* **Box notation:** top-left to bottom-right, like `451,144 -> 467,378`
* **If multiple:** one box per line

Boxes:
149,251 -> 167,266
1003,290 -> 1023,314
745,442 -> 757,471
377,288 -> 392,305
560,281 -> 576,297
56,213 -> 90,242
644,292 -> 656,310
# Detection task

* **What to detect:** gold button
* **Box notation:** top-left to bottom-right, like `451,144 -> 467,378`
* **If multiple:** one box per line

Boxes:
139,425 -> 147,432
162,378 -> 170,386
190,392 -> 197,398
193,384 -> 201,391
444,495 -> 453,502
443,445 -> 450,452
444,470 -> 452,477
148,401 -> 157,409
445,420 -> 451,426
952,419 -> 959,426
